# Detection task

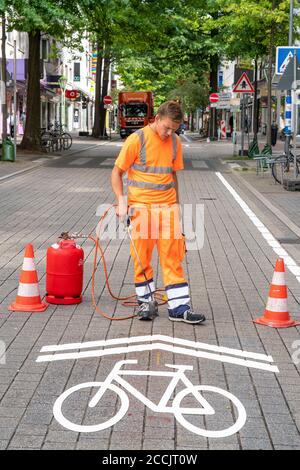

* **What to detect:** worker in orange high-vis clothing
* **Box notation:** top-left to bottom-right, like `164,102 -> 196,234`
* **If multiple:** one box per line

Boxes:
111,101 -> 206,324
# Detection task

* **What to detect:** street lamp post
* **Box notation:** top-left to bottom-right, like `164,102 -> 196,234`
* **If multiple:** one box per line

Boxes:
285,0 -> 294,156
58,76 -> 67,129
13,37 -> 17,160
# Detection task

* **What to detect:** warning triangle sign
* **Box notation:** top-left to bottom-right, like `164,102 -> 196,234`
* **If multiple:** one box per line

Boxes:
233,72 -> 254,93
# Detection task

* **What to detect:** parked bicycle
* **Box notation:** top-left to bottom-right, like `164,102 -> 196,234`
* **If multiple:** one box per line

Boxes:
40,122 -> 72,152
271,144 -> 300,184
53,359 -> 247,438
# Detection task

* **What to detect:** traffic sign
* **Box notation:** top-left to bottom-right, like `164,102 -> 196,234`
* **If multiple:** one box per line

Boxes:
276,47 -> 300,75
233,72 -> 254,93
65,89 -> 80,100
277,54 -> 300,90
209,93 -> 219,103
103,95 -> 113,105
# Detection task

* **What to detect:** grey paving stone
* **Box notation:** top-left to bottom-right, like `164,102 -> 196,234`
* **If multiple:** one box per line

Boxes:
42,442 -> 76,450
76,439 -> 109,450
8,434 -> 45,449
240,438 -> 273,449
44,430 -> 79,443
143,439 -> 175,450
20,404 -> 54,425
0,440 -> 9,450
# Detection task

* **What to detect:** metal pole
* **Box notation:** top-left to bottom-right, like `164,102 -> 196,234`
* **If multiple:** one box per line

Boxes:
285,0 -> 294,155
86,101 -> 89,134
241,94 -> 245,156
13,39 -> 17,160
293,49 -> 297,178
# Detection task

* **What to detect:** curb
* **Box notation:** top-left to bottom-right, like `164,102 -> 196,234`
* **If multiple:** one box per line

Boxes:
232,170 -> 300,238
0,141 -> 109,183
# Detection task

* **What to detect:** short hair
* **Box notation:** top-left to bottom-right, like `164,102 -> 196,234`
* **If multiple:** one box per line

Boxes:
157,101 -> 183,122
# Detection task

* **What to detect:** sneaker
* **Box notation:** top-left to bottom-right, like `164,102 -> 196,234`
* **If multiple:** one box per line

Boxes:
136,301 -> 158,321
168,308 -> 206,324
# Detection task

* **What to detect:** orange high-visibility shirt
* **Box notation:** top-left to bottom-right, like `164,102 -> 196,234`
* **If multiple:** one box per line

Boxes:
115,125 -> 184,205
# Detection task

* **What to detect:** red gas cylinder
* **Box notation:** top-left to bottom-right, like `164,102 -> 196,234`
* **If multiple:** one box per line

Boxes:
46,240 -> 84,304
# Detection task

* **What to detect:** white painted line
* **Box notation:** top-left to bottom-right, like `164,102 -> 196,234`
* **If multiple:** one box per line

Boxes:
181,134 -> 193,143
0,164 -> 41,182
39,334 -> 273,361
70,158 -> 93,166
36,341 -> 279,372
216,172 -> 300,284
31,158 -> 49,163
228,163 -> 241,169
37,334 -> 278,372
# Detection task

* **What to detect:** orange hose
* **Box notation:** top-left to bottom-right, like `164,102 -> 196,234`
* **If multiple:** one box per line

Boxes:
89,204 -> 167,321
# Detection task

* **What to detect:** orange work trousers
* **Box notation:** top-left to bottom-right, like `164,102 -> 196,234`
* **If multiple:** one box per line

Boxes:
129,204 -> 190,309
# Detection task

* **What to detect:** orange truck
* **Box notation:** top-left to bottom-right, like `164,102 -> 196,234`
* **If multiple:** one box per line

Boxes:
118,91 -> 154,138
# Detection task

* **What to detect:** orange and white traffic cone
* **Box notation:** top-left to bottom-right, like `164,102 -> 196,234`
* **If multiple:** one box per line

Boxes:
8,244 -> 48,312
254,257 -> 300,328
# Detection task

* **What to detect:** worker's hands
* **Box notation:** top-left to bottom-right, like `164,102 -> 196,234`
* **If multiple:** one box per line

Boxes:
115,197 -> 127,220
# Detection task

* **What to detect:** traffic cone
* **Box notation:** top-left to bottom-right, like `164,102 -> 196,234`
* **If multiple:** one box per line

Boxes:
254,257 -> 300,328
8,244 -> 48,312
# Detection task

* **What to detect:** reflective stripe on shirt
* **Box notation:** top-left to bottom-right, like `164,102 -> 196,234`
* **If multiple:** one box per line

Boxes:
127,180 -> 175,190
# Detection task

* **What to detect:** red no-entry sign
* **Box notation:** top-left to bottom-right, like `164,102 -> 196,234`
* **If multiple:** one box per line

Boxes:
209,93 -> 219,103
103,95 -> 113,105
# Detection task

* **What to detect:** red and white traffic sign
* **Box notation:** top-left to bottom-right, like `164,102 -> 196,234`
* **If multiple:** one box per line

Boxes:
209,93 -> 219,103
233,72 -> 254,93
103,95 -> 113,105
65,89 -> 80,100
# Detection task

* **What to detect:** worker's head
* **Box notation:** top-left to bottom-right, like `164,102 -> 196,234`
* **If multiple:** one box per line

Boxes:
153,101 -> 183,140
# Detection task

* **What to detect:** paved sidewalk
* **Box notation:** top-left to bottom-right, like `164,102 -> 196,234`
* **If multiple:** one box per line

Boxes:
0,138 -> 299,451
0,136 -> 117,180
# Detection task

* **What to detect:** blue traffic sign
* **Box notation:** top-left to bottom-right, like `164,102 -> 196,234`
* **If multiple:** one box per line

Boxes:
276,47 -> 300,75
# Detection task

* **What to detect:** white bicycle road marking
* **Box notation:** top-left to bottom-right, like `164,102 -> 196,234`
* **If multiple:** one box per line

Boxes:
53,359 -> 247,438
216,172 -> 300,283
36,334 -> 279,373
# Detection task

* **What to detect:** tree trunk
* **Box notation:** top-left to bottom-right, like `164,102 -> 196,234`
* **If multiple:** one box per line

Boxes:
98,47 -> 110,137
20,30 -> 41,151
209,54 -> 218,139
253,57 -> 258,140
1,13 -> 7,141
190,111 -> 194,131
92,41 -> 103,138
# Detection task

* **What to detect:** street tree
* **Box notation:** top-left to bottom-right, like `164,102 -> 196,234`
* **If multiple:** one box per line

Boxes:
6,1 -> 81,150
206,0 -> 299,143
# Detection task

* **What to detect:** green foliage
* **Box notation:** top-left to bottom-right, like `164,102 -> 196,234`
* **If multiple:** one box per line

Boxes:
6,0 -> 82,44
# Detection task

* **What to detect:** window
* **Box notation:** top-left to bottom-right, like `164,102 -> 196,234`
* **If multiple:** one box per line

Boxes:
122,104 -> 148,118
74,62 -> 80,81
41,39 -> 48,60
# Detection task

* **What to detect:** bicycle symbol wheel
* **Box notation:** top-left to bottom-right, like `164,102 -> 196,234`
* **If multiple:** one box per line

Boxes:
173,385 -> 247,438
53,382 -> 129,433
